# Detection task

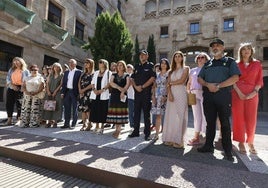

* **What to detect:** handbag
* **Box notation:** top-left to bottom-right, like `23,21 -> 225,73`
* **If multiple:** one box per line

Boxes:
43,100 -> 57,111
187,92 -> 196,105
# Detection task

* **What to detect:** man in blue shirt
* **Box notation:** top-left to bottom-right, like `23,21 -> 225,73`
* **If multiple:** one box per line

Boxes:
197,39 -> 241,161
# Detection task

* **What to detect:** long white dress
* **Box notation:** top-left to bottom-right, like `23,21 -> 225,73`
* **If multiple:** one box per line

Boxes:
162,67 -> 188,145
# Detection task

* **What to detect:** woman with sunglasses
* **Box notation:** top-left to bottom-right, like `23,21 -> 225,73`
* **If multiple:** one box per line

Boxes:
232,43 -> 263,154
21,64 -> 45,127
78,59 -> 95,131
187,52 -> 210,145
90,59 -> 112,134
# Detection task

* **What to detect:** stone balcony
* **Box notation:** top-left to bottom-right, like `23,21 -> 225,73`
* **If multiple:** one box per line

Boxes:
42,19 -> 68,41
0,0 -> 35,24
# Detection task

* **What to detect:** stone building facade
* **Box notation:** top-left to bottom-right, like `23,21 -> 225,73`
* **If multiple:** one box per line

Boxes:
0,0 -> 124,106
124,0 -> 268,111
124,0 -> 268,69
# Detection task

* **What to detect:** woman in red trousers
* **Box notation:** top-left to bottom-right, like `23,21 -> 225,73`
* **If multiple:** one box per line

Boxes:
232,43 -> 263,154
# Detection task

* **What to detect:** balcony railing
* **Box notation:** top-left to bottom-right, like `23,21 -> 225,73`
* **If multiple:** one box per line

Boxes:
0,0 -> 36,24
42,19 -> 68,41
71,36 -> 86,47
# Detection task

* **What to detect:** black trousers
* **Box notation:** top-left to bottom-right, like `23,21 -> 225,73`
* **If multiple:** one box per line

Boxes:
6,88 -> 23,118
203,88 -> 232,153
133,91 -> 152,137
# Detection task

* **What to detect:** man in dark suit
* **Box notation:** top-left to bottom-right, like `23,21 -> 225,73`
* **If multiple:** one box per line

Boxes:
61,59 -> 82,128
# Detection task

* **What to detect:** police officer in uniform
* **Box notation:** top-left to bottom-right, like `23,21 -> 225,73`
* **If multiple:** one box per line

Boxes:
128,50 -> 156,141
197,39 -> 241,161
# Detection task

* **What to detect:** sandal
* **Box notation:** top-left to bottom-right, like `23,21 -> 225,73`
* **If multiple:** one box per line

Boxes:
52,122 -> 57,128
80,123 -> 87,131
238,143 -> 247,154
248,144 -> 257,154
112,130 -> 120,139
152,135 -> 159,141
173,143 -> 184,149
187,138 -> 200,146
164,142 -> 173,146
84,122 -> 92,131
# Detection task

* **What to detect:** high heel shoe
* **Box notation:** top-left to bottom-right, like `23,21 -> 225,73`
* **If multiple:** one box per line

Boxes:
96,128 -> 104,135
173,143 -> 184,149
238,143 -> 246,154
84,122 -> 92,131
248,144 -> 257,154
112,130 -> 120,138
80,123 -> 87,131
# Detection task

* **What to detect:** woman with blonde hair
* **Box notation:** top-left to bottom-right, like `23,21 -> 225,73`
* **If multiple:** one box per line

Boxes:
162,51 -> 189,148
90,59 -> 112,134
232,43 -> 263,154
42,62 -> 63,128
5,57 -> 30,125
106,60 -> 130,138
186,52 -> 210,145
78,58 -> 95,131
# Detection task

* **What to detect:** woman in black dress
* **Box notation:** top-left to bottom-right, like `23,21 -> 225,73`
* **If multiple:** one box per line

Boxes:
78,58 -> 95,131
107,60 -> 130,138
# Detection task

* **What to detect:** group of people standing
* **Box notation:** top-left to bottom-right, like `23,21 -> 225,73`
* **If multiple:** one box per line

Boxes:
5,38 -> 263,162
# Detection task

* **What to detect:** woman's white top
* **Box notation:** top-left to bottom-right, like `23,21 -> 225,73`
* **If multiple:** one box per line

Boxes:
90,70 -> 112,100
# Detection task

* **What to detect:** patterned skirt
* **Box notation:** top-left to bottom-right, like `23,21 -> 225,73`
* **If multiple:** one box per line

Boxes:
106,102 -> 128,124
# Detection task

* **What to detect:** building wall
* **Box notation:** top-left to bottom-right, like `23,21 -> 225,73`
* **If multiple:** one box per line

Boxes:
124,0 -> 268,111
0,0 -> 122,106
124,0 -> 268,70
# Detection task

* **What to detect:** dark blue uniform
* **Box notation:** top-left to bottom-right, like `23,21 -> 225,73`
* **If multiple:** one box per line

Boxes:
198,57 -> 240,155
131,62 -> 156,138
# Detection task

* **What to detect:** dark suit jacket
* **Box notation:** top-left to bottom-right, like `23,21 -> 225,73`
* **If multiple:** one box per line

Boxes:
61,69 -> 82,97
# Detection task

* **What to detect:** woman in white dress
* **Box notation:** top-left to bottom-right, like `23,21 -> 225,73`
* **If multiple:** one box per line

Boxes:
162,51 -> 189,148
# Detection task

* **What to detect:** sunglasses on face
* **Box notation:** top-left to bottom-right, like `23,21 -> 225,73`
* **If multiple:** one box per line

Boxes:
197,56 -> 206,60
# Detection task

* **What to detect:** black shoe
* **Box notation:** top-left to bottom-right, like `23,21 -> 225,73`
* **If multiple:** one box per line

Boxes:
78,120 -> 83,124
225,152 -> 234,162
197,146 -> 214,153
70,124 -> 76,129
128,132 -> 139,138
144,136 -> 151,141
61,125 -> 69,129
104,124 -> 111,128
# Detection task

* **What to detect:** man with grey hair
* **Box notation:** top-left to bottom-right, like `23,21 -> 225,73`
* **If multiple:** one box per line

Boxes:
61,59 -> 82,128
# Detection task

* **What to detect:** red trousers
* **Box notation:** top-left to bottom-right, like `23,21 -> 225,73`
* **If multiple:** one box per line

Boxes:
232,91 -> 258,143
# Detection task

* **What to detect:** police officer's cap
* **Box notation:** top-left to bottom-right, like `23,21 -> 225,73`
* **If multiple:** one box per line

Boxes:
140,49 -> 148,55
209,38 -> 224,47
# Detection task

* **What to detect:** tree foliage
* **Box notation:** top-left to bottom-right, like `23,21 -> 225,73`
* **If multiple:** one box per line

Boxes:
133,35 -> 140,65
82,11 -> 133,65
147,34 -> 156,64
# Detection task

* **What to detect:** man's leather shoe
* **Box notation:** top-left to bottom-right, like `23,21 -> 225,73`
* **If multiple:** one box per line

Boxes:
128,132 -> 139,138
197,146 -> 214,153
144,136 -> 151,141
225,152 -> 234,162
61,125 -> 69,129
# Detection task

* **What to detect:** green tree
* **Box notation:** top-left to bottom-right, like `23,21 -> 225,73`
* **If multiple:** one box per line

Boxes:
147,34 -> 156,64
82,11 -> 133,65
133,35 -> 140,65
